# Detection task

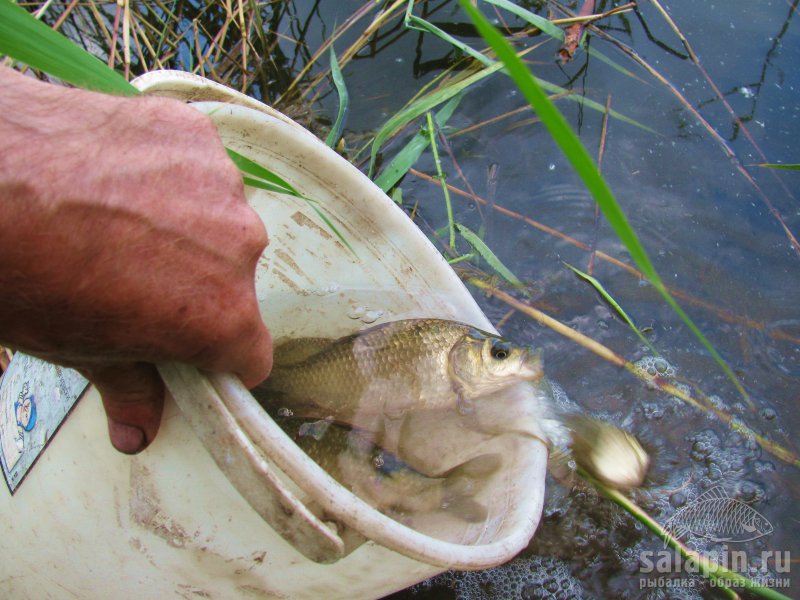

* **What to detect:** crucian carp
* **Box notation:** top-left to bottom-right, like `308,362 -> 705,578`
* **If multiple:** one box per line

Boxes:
253,318 -> 545,442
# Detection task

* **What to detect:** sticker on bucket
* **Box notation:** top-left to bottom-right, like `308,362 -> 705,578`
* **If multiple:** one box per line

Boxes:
0,353 -> 89,493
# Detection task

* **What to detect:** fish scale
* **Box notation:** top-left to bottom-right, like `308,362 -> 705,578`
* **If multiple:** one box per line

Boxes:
261,320 -> 473,421
253,319 -> 539,429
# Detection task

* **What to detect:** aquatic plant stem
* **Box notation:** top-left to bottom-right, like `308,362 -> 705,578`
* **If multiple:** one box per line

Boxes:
425,111 -> 455,249
467,277 -> 800,469
580,468 -> 793,600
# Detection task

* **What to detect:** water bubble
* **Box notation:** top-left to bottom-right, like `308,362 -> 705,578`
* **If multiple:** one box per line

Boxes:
670,491 -> 687,508
347,305 -> 384,323
347,306 -> 366,319
633,356 -> 677,381
312,282 -> 340,296
362,309 -> 384,323
760,407 -> 776,421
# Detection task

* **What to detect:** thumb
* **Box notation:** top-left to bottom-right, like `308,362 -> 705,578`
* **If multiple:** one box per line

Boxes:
78,362 -> 165,454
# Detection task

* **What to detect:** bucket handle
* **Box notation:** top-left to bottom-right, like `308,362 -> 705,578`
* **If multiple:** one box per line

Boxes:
157,362 -> 361,564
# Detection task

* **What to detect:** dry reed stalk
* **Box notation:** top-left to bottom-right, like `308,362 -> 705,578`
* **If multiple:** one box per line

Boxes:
468,277 -> 800,467
280,0 -> 393,104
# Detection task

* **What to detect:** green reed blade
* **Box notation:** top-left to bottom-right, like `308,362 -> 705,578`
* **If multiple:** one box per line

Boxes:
458,224 -> 525,289
374,94 -> 462,192
404,0 -> 492,67
754,163 -> 800,170
425,112 -> 456,249
241,176 -> 302,196
241,176 -> 355,255
460,0 -> 752,407
564,262 -> 658,354
0,0 -> 136,95
227,148 -> 300,195
368,60 -> 506,178
325,45 -> 349,148
307,202 -> 356,256
483,0 -> 565,41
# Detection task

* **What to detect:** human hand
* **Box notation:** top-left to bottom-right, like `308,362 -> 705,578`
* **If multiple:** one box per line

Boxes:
0,66 -> 272,453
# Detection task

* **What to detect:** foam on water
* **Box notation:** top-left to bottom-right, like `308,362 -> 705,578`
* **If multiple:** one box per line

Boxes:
413,556 -> 585,600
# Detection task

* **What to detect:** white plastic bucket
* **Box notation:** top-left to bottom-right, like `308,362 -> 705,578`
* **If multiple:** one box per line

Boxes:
0,71 -> 548,599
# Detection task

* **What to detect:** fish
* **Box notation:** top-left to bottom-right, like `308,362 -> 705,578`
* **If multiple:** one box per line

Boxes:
561,414 -> 650,491
281,416 -> 501,522
253,319 -> 544,447
254,318 -> 650,494
662,486 -> 773,543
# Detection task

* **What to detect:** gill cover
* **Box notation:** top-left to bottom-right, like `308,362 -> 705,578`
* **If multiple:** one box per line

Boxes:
447,329 -> 543,399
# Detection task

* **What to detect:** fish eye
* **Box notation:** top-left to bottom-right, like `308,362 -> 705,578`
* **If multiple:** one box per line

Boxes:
490,341 -> 511,360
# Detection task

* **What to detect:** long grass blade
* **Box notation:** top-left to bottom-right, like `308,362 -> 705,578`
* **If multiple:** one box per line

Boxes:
425,112 -> 455,249
754,163 -> 800,170
241,176 -> 355,256
404,0 -> 492,67
368,60 -> 507,177
459,0 -> 752,408
324,45 -> 349,148
226,148 -> 300,195
374,94 -> 462,192
0,0 -> 136,94
458,224 -> 524,289
564,262 -> 657,353
484,0 -> 565,40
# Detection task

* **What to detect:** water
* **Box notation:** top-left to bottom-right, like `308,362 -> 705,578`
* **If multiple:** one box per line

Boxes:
315,2 -> 798,597
38,0 -> 800,596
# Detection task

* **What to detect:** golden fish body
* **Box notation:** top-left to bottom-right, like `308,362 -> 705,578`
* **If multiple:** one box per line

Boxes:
255,319 -> 543,428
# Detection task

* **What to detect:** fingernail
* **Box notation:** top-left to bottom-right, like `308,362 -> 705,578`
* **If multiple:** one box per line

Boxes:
108,419 -> 147,454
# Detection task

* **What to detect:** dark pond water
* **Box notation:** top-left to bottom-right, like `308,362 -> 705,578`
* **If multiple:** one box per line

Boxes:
44,0 -> 800,597
302,2 -> 800,599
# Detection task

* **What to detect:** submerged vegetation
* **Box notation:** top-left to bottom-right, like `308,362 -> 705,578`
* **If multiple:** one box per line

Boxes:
2,0 -> 798,597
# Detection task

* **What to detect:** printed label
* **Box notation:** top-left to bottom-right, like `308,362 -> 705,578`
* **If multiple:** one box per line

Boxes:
0,353 -> 89,493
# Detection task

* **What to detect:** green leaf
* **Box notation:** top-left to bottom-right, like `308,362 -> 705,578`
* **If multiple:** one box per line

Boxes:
226,148 -> 300,195
325,45 -> 349,148
241,178 -> 355,256
457,224 -> 525,289
459,0 -> 751,407
426,112 -> 456,248
368,60 -> 506,177
483,0 -> 565,41
0,0 -> 136,95
564,262 -> 658,354
405,0 -> 492,67
754,163 -> 800,170
374,94 -> 462,192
